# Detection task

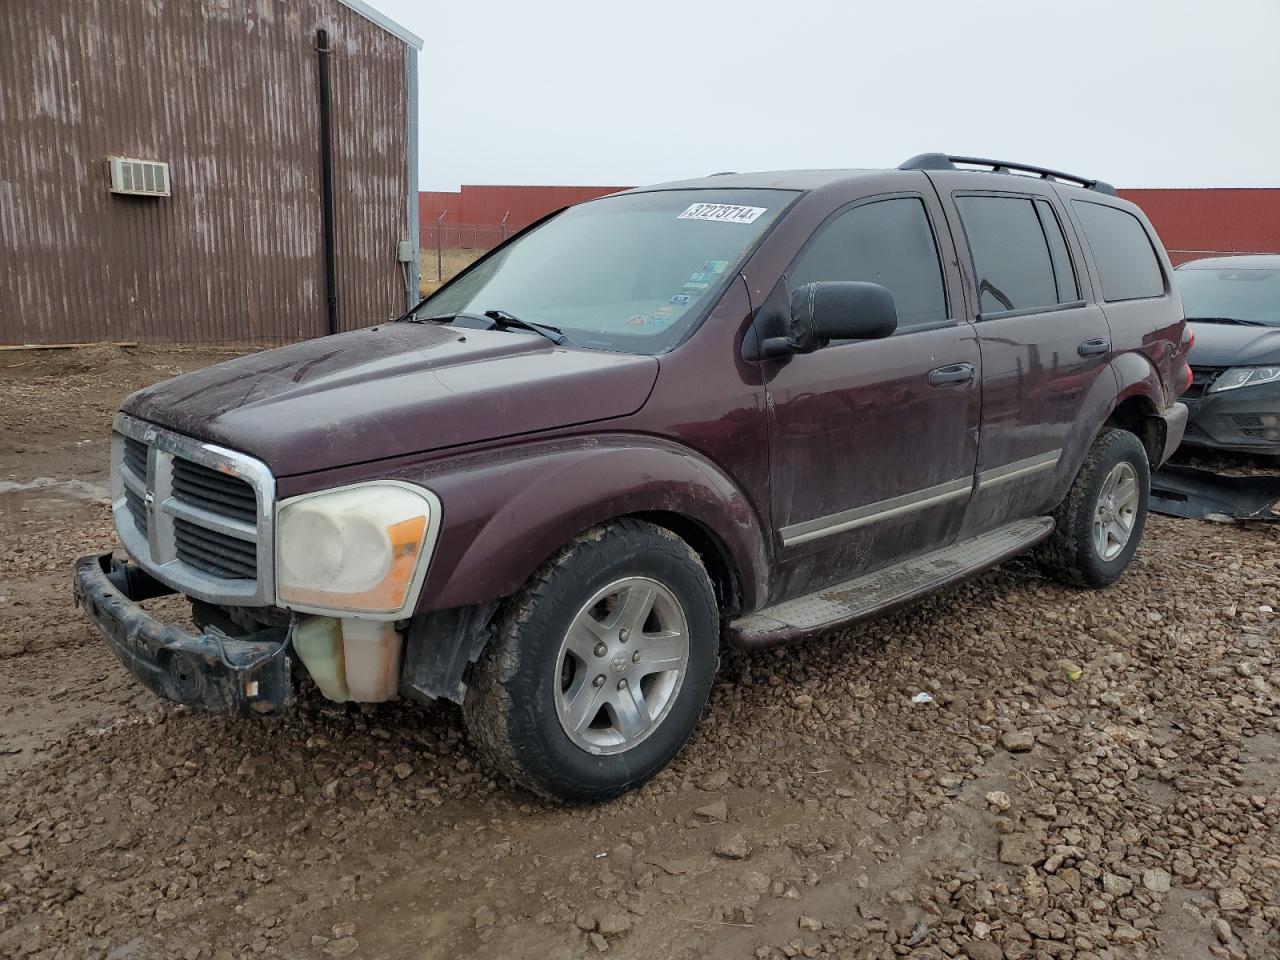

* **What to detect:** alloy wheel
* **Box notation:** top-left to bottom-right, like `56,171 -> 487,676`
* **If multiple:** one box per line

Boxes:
1092,461 -> 1139,561
554,577 -> 690,755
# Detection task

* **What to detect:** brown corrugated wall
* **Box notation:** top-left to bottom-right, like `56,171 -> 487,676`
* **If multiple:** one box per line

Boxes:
0,0 -> 410,344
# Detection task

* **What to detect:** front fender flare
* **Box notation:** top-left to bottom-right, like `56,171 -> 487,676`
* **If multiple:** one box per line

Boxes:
403,435 -> 771,615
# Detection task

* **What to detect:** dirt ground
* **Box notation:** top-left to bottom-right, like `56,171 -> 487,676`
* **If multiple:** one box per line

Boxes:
418,248 -> 484,297
1,345 -> 1277,960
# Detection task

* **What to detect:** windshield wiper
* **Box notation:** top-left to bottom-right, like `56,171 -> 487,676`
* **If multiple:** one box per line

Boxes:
405,310 -> 573,346
483,309 -> 572,346
1185,316 -> 1269,326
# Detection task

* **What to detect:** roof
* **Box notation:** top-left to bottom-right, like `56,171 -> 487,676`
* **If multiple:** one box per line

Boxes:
625,169 -> 877,193
1176,254 -> 1280,270
626,165 -> 1123,198
335,0 -> 423,49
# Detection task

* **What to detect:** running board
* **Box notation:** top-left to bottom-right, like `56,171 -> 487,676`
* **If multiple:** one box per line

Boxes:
726,517 -> 1054,649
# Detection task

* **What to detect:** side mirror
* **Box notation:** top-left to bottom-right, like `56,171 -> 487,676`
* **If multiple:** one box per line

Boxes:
787,281 -> 897,351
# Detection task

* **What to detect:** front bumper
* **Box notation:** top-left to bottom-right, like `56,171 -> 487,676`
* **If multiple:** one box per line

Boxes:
1182,382 -> 1280,454
73,552 -> 292,716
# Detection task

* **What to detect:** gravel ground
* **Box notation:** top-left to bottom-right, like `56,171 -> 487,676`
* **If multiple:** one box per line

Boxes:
1,346 -> 1277,960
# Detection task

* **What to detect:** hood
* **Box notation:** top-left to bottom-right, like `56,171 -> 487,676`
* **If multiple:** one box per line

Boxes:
123,323 -> 659,476
1188,321 -> 1280,368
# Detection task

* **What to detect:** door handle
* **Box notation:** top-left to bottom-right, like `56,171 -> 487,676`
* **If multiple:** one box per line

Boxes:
927,362 -> 975,387
1077,337 -> 1111,357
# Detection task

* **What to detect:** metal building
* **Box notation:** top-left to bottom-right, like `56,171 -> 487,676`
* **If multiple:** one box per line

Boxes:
0,0 -> 421,345
420,184 -> 626,234
418,183 -> 1280,273
1120,189 -> 1280,266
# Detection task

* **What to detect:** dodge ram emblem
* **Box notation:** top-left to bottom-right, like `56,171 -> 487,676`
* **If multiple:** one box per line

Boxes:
610,651 -> 628,673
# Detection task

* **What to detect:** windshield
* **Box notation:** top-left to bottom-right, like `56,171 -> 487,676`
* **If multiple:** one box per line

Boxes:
1176,266 -> 1280,326
416,188 -> 794,353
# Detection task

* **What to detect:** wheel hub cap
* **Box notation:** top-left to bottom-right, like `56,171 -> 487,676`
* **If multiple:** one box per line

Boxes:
1092,461 -> 1139,562
554,577 -> 690,755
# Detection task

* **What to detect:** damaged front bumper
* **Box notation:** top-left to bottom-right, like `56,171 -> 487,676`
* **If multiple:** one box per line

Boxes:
73,552 -> 292,716
1182,380 -> 1280,454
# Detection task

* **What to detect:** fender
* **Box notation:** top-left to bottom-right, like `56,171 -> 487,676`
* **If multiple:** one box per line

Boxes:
1039,353 -> 1162,506
1041,352 -> 1164,508
375,434 -> 772,616
1109,348 -> 1166,411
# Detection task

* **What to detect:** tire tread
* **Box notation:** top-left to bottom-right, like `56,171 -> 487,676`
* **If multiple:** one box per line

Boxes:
1036,428 -> 1149,588
464,519 -> 717,802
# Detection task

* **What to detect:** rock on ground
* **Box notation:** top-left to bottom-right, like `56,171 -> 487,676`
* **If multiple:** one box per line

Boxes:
1,348 -> 1278,960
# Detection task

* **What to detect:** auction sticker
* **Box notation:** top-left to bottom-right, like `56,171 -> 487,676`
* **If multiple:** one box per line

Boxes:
677,202 -> 767,224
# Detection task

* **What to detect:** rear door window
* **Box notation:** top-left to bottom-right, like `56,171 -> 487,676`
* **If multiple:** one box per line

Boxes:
953,195 -> 1060,316
1035,199 -> 1079,303
1072,200 -> 1165,302
788,196 -> 948,333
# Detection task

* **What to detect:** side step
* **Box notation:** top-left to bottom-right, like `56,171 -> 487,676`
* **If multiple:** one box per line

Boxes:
726,517 -> 1054,649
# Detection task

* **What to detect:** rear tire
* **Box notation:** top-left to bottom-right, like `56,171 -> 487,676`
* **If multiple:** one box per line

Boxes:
1037,428 -> 1150,588
464,520 -> 719,802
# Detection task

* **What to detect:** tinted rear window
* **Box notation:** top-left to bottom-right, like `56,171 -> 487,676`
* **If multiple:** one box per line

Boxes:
1035,199 -> 1079,303
1072,201 -> 1164,302
953,195 -> 1058,315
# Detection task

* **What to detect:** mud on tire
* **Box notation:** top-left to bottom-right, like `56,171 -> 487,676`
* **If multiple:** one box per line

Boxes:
1037,427 -> 1151,588
463,519 -> 719,803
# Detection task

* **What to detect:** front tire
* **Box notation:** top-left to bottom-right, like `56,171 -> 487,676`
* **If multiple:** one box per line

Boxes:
1037,428 -> 1150,588
464,520 -> 719,802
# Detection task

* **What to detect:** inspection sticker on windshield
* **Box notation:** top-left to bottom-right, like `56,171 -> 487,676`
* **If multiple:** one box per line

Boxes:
677,202 -> 767,224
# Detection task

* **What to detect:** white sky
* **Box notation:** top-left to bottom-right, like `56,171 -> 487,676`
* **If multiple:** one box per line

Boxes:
367,0 -> 1280,191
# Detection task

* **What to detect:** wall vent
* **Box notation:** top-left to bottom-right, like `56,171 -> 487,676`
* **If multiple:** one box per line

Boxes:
107,157 -> 171,197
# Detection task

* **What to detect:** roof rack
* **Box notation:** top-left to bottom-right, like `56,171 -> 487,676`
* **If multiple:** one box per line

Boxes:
899,153 -> 1117,196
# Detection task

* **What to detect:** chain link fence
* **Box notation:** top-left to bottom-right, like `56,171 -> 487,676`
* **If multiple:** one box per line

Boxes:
419,223 -> 512,291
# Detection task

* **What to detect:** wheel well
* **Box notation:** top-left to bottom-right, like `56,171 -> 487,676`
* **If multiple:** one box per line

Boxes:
629,511 -> 741,618
1105,396 -> 1164,467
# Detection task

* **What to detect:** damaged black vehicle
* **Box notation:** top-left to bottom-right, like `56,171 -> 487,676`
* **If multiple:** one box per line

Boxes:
1176,254 -> 1280,455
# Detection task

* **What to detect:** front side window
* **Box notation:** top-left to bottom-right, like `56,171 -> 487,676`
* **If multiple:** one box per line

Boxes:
1072,201 -> 1165,302
954,195 -> 1060,315
417,188 -> 792,354
788,196 -> 948,332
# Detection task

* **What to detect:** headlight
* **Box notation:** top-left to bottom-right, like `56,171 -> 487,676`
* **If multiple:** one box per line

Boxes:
275,481 -> 441,619
1209,366 -> 1280,394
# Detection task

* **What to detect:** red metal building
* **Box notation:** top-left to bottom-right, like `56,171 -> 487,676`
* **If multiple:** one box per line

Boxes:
419,185 -> 624,235
420,184 -> 1280,269
420,185 -> 626,233
1118,189 -> 1280,266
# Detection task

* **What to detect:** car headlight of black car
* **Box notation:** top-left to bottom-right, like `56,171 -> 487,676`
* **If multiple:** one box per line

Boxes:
1208,365 -> 1280,393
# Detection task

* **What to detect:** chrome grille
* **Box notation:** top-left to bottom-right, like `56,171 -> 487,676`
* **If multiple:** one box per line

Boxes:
174,517 -> 258,579
123,436 -> 148,478
110,413 -> 275,606
123,485 -> 149,535
172,458 -> 257,524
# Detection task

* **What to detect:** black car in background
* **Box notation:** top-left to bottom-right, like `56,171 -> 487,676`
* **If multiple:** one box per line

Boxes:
1176,254 -> 1280,454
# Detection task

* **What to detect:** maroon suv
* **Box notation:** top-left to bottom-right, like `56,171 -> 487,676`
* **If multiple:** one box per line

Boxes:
74,154 -> 1190,801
